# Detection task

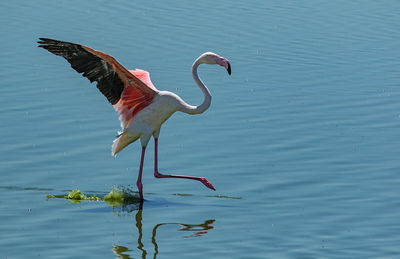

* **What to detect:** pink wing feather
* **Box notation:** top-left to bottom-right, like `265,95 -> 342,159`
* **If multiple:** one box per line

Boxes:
113,69 -> 158,128
129,69 -> 158,91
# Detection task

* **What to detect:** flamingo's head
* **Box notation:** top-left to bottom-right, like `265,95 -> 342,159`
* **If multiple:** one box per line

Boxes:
200,52 -> 231,75
199,177 -> 216,191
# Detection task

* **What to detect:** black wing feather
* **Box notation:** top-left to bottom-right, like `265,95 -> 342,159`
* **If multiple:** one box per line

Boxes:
37,38 -> 124,105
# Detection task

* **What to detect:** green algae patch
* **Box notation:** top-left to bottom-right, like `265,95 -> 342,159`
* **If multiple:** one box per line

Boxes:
67,189 -> 102,201
46,187 -> 140,206
104,187 -> 140,207
67,189 -> 85,200
46,193 -> 56,199
46,189 -> 102,203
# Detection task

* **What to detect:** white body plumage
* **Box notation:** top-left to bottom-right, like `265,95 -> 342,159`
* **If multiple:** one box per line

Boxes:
111,52 -> 231,156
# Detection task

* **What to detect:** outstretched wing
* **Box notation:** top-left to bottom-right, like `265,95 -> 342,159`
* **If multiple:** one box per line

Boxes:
38,38 -> 158,128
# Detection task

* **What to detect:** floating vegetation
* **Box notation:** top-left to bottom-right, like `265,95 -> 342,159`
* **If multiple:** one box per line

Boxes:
46,187 -> 241,209
46,186 -> 140,206
104,186 -> 141,207
46,189 -> 102,203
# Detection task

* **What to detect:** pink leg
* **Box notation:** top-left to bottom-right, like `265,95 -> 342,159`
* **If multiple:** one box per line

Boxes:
154,138 -> 216,191
137,146 -> 146,200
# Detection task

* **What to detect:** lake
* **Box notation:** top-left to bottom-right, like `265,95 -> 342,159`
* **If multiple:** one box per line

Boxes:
1,0 -> 400,258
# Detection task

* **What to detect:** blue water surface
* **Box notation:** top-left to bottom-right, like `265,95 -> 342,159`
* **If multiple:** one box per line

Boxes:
1,0 -> 400,258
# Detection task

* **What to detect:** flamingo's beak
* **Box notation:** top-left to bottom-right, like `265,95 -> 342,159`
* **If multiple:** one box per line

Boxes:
209,184 -> 216,191
227,62 -> 231,75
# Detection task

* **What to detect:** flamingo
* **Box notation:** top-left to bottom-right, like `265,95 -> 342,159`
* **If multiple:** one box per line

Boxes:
38,38 -> 231,200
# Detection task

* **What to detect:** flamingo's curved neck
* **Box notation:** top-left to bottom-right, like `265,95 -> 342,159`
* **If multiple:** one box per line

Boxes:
179,57 -> 212,115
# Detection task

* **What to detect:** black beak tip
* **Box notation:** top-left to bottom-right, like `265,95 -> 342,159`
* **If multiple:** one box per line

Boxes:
227,63 -> 231,75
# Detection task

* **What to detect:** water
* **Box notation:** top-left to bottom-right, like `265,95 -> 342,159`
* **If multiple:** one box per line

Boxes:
1,0 -> 400,257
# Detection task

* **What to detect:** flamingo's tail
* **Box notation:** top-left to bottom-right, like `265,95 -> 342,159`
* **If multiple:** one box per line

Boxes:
112,132 -> 138,157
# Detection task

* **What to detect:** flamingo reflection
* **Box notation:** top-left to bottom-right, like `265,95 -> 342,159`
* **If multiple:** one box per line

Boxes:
113,206 -> 215,259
